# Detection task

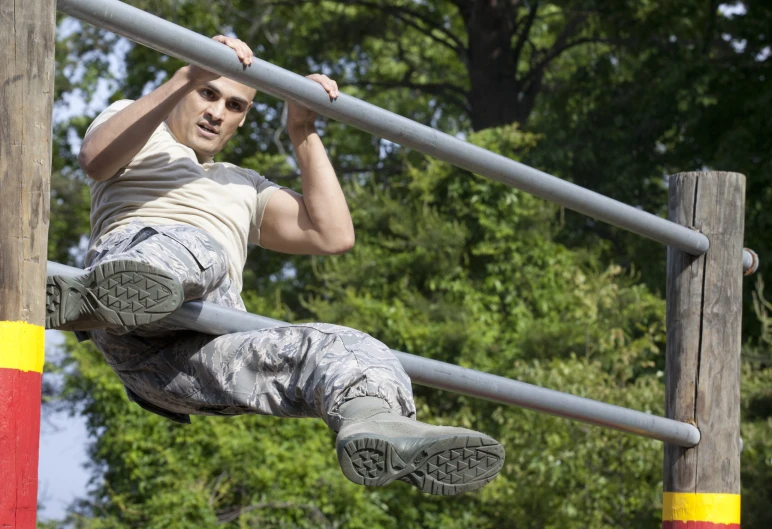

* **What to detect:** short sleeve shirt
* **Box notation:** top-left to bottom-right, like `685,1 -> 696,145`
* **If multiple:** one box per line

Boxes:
85,100 -> 282,293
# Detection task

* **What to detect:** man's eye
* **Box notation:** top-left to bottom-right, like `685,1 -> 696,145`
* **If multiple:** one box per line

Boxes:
228,102 -> 242,111
201,89 -> 213,97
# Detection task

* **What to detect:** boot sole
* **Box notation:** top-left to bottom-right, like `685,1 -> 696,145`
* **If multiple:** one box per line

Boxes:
46,260 -> 183,331
338,432 -> 504,495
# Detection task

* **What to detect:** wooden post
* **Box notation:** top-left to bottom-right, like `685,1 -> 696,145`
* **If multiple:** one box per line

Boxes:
664,172 -> 744,528
0,1 -> 55,527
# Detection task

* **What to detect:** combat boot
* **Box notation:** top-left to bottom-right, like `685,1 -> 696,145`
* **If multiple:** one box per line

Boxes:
46,260 -> 183,331
336,397 -> 505,495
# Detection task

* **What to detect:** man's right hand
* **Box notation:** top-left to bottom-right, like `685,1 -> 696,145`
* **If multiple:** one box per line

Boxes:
186,35 -> 254,84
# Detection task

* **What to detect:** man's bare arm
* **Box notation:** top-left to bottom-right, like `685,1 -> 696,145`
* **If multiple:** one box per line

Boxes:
79,36 -> 254,182
260,74 -> 355,255
79,69 -> 199,182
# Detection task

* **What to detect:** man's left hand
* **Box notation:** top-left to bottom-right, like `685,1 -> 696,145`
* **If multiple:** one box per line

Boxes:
287,74 -> 339,127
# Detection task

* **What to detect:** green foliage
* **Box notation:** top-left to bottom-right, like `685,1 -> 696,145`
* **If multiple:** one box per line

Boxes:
526,0 -> 772,325
740,277 -> 772,528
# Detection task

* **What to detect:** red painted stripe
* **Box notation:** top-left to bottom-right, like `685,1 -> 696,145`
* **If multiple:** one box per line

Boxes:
663,521 -> 741,528
0,368 -> 43,529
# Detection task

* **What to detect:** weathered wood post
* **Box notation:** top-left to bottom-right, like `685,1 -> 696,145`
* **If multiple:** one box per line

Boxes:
664,172 -> 744,528
0,1 -> 55,527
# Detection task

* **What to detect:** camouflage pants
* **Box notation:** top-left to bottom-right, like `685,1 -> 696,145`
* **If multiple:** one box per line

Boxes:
86,221 -> 416,429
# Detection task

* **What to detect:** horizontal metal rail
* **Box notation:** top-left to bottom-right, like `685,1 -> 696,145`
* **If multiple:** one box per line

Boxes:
57,0 -> 717,257
47,261 -> 701,447
743,247 -> 759,275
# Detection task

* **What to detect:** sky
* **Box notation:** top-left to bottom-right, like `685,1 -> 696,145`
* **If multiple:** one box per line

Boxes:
38,331 -> 90,522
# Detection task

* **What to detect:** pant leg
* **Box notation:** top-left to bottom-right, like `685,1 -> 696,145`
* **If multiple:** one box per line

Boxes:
91,322 -> 416,429
90,222 -> 232,305
88,222 -> 242,335
88,222 -> 416,427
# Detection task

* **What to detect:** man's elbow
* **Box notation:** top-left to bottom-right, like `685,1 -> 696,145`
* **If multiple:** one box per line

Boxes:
322,231 -> 355,255
78,150 -> 111,182
78,150 -> 98,180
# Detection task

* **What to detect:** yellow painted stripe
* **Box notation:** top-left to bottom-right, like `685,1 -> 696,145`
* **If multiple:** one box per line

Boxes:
663,493 -> 740,524
0,321 -> 45,373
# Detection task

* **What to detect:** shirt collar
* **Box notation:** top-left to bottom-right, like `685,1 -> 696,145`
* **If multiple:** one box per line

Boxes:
163,121 -> 214,164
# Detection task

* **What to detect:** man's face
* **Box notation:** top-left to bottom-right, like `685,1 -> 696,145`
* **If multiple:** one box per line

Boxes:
166,77 -> 256,162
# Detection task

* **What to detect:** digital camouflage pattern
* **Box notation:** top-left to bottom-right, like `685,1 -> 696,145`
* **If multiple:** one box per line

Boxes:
87,221 -> 416,427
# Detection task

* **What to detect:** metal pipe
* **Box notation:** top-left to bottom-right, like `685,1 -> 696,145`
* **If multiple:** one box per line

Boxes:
743,248 -> 759,276
47,261 -> 701,447
57,0 -> 714,256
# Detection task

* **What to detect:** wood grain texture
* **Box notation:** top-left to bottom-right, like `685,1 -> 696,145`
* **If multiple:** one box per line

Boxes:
0,0 -> 54,324
664,172 -> 744,495
0,2 -> 55,527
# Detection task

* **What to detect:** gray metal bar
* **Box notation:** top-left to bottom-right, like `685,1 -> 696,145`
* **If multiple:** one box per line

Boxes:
47,261 -> 701,447
57,0 -> 713,257
743,248 -> 759,275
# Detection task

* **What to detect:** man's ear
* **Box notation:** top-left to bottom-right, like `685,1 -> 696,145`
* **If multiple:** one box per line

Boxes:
239,102 -> 253,127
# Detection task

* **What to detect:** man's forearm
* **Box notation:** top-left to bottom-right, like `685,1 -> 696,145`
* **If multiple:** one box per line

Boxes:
79,67 -> 199,181
289,123 -> 354,250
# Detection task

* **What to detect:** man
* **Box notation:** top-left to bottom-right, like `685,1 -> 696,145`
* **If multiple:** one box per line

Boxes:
47,35 -> 504,496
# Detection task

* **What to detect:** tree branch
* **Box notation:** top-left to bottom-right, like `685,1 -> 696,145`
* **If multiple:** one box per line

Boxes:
553,13 -> 588,49
352,79 -> 468,97
347,79 -> 470,113
388,10 -> 462,54
447,0 -> 472,13
525,37 -> 614,83
357,0 -> 466,51
512,1 -> 540,68
702,0 -> 719,55
347,0 -> 466,57
259,0 -> 466,55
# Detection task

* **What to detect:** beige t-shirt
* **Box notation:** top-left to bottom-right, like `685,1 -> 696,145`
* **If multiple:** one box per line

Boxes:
85,99 -> 282,293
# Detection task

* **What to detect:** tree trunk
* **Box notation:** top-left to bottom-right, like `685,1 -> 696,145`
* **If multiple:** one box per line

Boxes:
462,0 -> 523,130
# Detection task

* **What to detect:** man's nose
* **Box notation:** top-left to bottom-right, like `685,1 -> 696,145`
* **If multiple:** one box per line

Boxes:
205,100 -> 226,122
